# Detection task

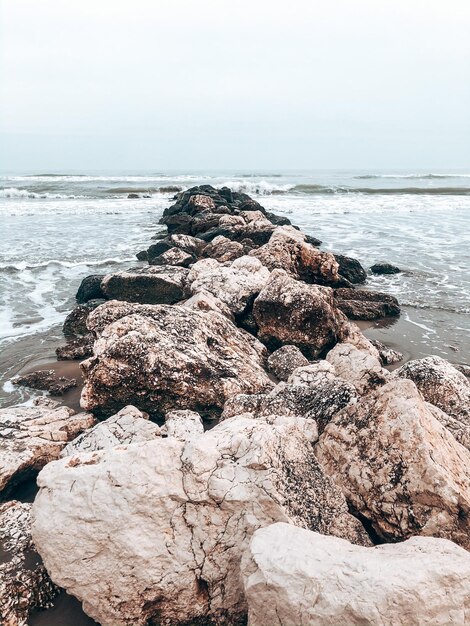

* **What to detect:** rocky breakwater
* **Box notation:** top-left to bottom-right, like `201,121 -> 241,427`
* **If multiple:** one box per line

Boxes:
3,185 -> 470,625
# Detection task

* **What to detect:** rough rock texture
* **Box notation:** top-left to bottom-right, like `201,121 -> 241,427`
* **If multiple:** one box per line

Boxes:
0,501 -> 58,626
0,399 -> 96,497
180,290 -> 234,320
267,345 -> 309,381
287,361 -> 337,386
55,334 -> 94,361
395,355 -> 470,422
316,378 -> 470,548
337,320 -> 382,359
222,378 -> 357,435
161,409 -> 204,441
370,339 -> 404,365
326,343 -> 388,394
334,287 -> 400,320
188,256 -> 270,315
32,414 -> 369,626
202,235 -> 246,263
371,262 -> 401,274
81,300 -> 273,417
61,406 -> 161,457
12,369 -> 77,396
149,246 -> 195,268
242,522 -> 470,626
253,270 -> 346,357
147,234 -> 206,264
75,274 -> 106,303
62,299 -> 104,337
334,254 -> 367,284
101,266 -> 190,305
249,227 -> 341,285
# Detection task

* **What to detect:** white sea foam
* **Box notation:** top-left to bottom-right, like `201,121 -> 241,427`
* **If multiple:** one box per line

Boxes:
0,187 -> 84,199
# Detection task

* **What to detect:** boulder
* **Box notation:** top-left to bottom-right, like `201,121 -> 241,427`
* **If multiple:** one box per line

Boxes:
315,378 -> 470,548
202,235 -> 246,263
334,287 -> 400,319
0,399 -> 95,497
55,334 -> 94,361
12,369 -> 77,396
149,247 -> 195,268
326,342 -> 388,394
147,234 -> 206,264
179,289 -> 234,320
242,522 -> 470,626
267,345 -> 309,381
32,414 -> 369,626
370,339 -> 404,365
0,501 -> 58,626
101,266 -> 190,305
287,361 -> 337,386
253,270 -> 346,358
395,355 -> 470,423
334,253 -> 367,284
161,409 -> 204,442
75,274 -> 106,304
188,256 -> 270,315
249,227 -> 341,285
81,301 -> 273,417
371,262 -> 401,274
62,299 -> 104,337
61,406 -> 161,457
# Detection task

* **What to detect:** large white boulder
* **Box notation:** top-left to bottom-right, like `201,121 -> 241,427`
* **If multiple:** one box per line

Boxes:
242,522 -> 470,626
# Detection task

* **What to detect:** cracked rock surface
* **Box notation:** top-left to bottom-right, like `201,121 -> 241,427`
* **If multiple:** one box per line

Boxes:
0,500 -> 58,626
31,414 -> 369,626
0,399 -> 96,497
315,378 -> 470,548
326,342 -> 388,394
242,522 -> 470,626
81,300 -> 273,417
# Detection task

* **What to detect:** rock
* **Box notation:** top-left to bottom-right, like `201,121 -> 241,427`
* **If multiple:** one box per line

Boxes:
315,378 -> 470,548
61,406 -> 161,457
253,270 -> 347,358
326,343 -> 388,394
12,370 -> 77,396
136,249 -> 148,261
334,253 -> 367,284
32,414 -> 368,626
202,235 -> 246,263
101,266 -> 190,305
198,211 -> 277,245
179,289 -> 234,320
456,364 -> 470,378
0,400 -> 95,497
370,339 -> 404,365
149,246 -> 195,268
0,501 -> 58,626
188,256 -> 270,315
62,299 -> 104,337
81,300 -> 273,417
127,193 -> 139,199
222,377 -> 357,434
242,522 -> 470,626
55,334 -> 94,361
287,361 -> 337,385
249,226 -> 342,286
395,356 -> 470,423
267,345 -> 309,381
337,320 -> 382,359
334,287 -> 400,319
75,274 -> 106,304
161,409 -> 204,441
147,234 -> 206,264
371,262 -> 401,274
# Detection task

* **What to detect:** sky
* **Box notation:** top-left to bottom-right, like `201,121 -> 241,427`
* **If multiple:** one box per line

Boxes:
1,0 -> 469,171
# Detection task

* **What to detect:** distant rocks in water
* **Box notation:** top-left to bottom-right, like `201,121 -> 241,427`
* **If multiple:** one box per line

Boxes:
0,500 -> 58,626
334,253 -> 367,284
31,414 -> 368,626
370,262 -> 401,275
75,274 -> 106,303
127,193 -> 139,199
334,287 -> 400,319
0,398 -> 95,498
12,369 -> 77,396
242,523 -> 470,626
316,378 -> 470,549
81,300 -> 272,417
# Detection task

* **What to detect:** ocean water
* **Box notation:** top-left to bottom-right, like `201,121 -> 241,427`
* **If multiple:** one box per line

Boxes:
1,170 -> 470,406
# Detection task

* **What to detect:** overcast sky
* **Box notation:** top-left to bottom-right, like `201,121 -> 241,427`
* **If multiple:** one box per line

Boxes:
1,0 -> 469,171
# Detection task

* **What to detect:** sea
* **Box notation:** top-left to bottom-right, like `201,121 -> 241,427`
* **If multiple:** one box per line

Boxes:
1,169 -> 470,408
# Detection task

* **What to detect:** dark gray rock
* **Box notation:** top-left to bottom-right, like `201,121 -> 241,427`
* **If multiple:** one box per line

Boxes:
370,263 -> 401,275
76,274 -> 106,303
